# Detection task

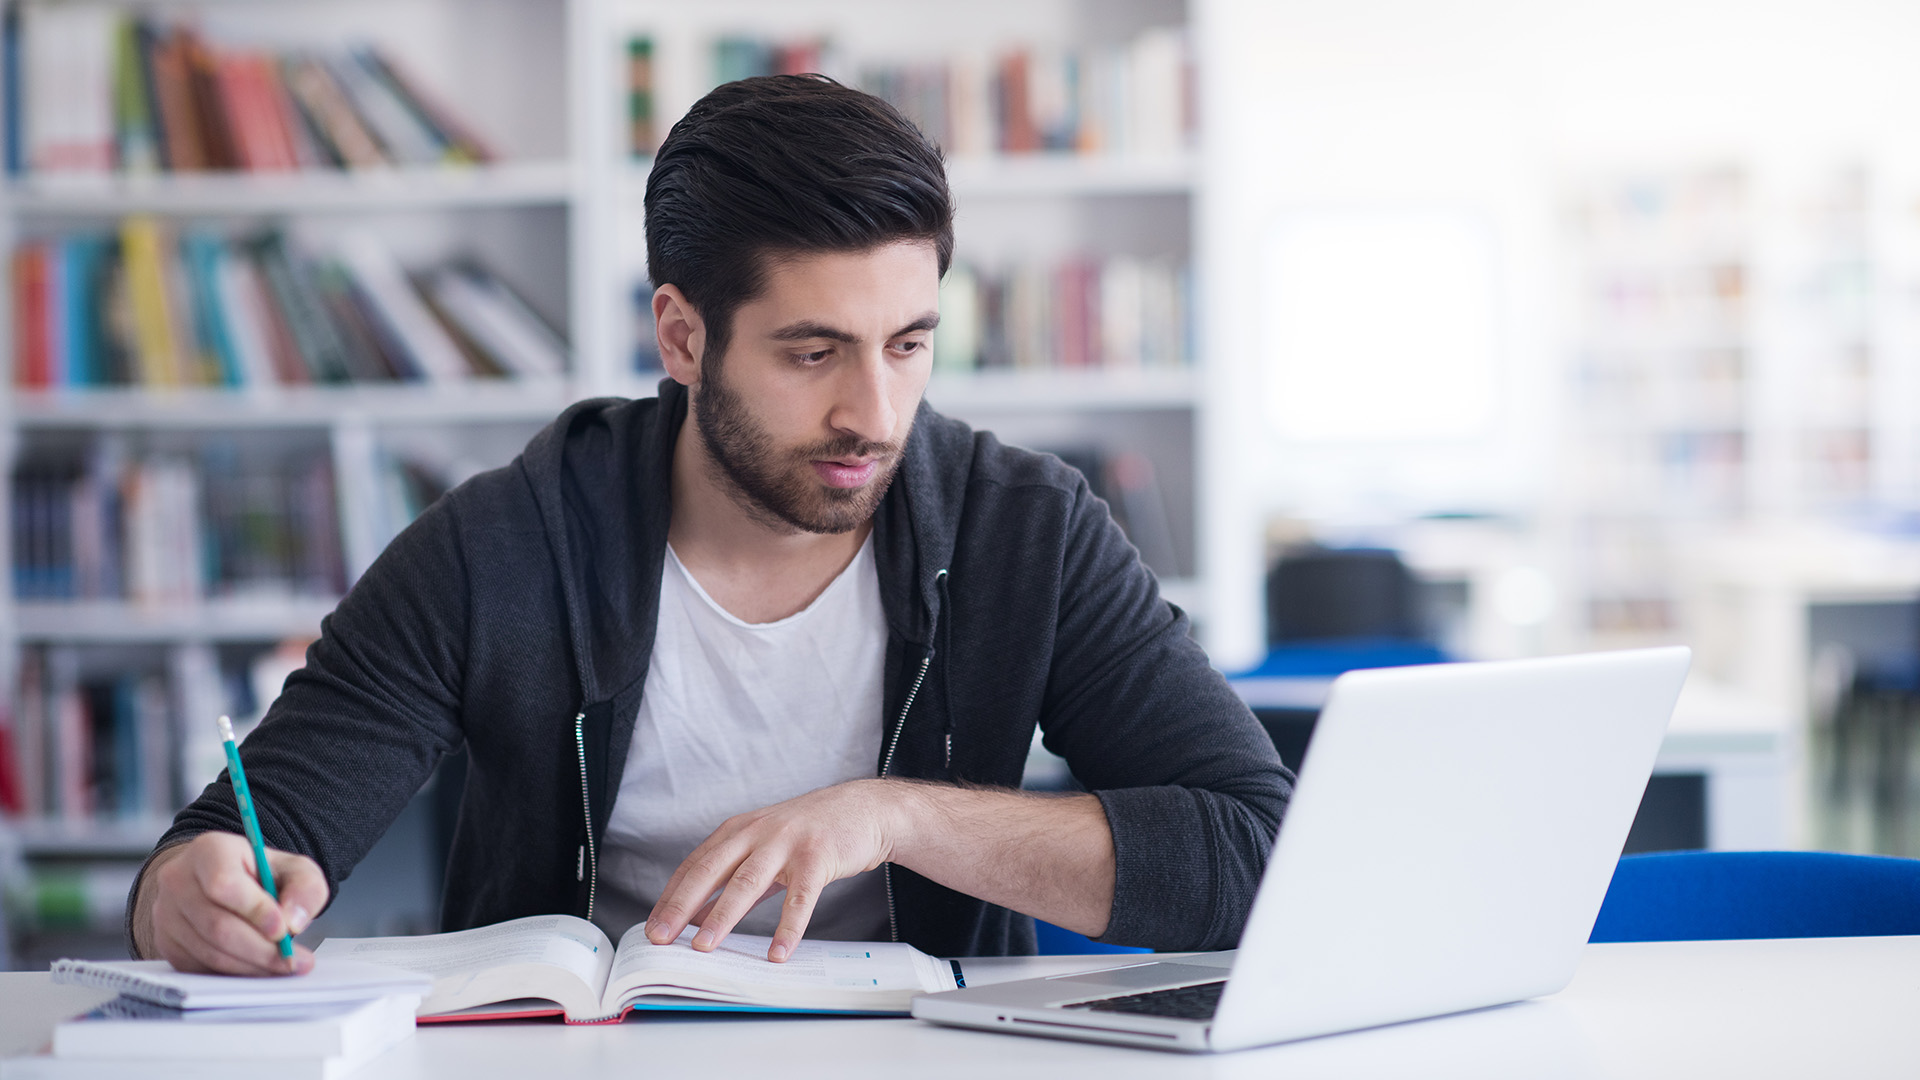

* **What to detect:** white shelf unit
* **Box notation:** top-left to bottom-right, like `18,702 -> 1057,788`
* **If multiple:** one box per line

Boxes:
602,0 -> 1209,606
4,160 -> 577,215
0,0 -> 594,961
12,599 -> 342,643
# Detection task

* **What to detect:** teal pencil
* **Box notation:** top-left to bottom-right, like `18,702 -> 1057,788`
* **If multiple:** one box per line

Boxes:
218,714 -> 295,961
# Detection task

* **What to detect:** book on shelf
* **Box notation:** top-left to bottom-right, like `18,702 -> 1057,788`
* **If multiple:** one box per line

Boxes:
12,6 -> 491,178
11,439 -> 345,605
626,37 -> 654,158
5,640 -> 309,827
11,223 -> 569,391
928,257 -> 1191,374
0,702 -> 25,815
705,28 -> 1192,160
311,914 -> 961,1022
7,646 -> 171,821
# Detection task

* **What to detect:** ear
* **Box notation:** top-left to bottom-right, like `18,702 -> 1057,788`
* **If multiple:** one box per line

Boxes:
653,284 -> 706,388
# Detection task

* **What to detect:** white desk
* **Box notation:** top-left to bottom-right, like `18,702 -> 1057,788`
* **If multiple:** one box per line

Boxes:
6,936 -> 1919,1078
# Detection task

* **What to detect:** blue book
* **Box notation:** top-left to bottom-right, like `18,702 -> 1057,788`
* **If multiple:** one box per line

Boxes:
112,678 -> 142,818
63,237 -> 105,386
182,233 -> 243,387
3,7 -> 21,176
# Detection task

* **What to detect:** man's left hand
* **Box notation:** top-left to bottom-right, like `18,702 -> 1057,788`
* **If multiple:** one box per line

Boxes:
644,779 -> 902,962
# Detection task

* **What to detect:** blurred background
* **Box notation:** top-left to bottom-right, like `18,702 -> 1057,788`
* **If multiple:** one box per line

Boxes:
6,0 -> 1920,967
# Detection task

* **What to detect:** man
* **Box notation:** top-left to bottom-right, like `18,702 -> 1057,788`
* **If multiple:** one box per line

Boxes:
129,76 -> 1292,976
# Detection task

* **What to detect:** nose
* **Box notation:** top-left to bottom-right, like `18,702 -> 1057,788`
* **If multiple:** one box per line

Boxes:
828,348 -> 897,447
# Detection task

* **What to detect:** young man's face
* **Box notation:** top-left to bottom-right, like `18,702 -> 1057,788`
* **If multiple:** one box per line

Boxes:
692,241 -> 941,535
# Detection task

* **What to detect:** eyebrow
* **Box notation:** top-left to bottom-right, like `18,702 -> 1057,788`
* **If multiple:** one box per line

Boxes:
769,312 -> 941,344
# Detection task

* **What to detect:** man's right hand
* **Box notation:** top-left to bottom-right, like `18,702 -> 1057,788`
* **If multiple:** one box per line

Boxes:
132,832 -> 329,976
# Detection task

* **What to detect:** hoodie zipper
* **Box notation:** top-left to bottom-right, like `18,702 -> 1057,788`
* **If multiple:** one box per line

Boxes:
880,569 -> 946,943
574,712 -> 598,924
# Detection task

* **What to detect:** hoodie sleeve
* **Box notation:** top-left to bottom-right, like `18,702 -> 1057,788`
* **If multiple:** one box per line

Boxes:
1036,474 -> 1294,952
127,489 -> 473,945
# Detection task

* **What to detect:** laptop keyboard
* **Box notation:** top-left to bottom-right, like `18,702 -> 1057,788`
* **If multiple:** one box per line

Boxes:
1065,980 -> 1226,1020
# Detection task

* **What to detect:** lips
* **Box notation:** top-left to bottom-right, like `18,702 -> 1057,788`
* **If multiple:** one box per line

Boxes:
812,458 -> 879,489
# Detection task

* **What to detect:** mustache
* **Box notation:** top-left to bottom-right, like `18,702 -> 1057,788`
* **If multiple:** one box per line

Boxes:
795,436 -> 900,461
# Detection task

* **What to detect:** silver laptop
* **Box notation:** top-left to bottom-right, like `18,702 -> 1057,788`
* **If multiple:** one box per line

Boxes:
912,647 -> 1691,1052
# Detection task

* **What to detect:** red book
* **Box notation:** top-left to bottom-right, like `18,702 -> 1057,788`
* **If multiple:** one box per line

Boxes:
251,55 -> 305,170
1054,260 -> 1092,369
219,52 -> 292,170
0,718 -> 23,815
998,51 -> 1037,153
13,245 -> 50,389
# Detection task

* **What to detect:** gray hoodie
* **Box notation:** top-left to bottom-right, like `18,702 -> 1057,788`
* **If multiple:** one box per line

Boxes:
136,380 -> 1293,957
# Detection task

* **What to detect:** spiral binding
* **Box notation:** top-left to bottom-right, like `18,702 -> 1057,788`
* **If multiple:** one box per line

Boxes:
50,959 -> 188,1008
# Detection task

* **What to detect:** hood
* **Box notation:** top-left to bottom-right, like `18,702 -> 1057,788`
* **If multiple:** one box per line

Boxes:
515,378 -> 972,710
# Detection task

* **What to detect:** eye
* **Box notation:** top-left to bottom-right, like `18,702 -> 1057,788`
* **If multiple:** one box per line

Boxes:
792,348 -> 831,365
892,339 -> 927,356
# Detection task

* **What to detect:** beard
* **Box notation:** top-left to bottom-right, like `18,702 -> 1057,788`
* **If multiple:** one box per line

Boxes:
693,358 -> 909,535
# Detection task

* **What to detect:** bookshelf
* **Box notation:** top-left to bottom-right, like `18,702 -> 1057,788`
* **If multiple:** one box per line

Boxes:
606,0 -> 1206,597
1,0 -> 1216,964
0,0 -> 594,966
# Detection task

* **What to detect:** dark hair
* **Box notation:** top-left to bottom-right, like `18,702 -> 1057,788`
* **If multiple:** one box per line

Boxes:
645,75 -> 955,361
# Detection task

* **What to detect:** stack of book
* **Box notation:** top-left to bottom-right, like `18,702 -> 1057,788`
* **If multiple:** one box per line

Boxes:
702,29 -> 1191,159
6,961 -> 434,1079
932,257 -> 1191,373
11,442 -> 345,604
11,222 -> 567,390
9,6 -> 492,178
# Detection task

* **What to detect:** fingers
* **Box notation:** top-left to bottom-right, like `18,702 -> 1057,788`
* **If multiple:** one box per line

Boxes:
646,826 -> 747,945
197,847 -> 294,947
768,870 -> 828,963
646,784 -> 897,958
149,832 -> 326,977
159,905 -> 314,976
687,881 -> 773,932
267,849 -> 328,941
689,862 -> 784,952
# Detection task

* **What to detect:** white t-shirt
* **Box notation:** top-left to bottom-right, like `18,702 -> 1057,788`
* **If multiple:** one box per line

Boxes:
595,535 -> 892,942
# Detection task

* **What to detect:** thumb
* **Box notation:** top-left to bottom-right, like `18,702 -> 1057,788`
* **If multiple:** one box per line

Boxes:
266,851 -> 330,937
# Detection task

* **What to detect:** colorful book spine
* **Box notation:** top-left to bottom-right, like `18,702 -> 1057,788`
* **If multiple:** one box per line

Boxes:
921,256 -> 1192,373
13,12 -> 494,176
12,226 -> 568,390
7,642 -> 289,825
835,31 -> 1196,158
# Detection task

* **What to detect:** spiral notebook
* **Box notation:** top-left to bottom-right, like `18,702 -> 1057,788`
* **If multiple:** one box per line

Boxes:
48,958 -> 434,1009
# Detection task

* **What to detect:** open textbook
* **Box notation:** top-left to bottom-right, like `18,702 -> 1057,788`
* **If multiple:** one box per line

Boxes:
312,914 -> 961,1023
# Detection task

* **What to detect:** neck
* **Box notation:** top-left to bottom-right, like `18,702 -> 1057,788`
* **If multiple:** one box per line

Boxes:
667,410 -> 871,621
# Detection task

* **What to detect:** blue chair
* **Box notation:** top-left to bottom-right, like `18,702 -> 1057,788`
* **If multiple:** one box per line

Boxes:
1590,851 -> 1920,942
1035,920 -> 1150,955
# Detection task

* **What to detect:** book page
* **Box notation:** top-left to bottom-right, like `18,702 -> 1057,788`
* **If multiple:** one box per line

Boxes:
315,914 -> 613,1019
602,924 -> 952,1014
